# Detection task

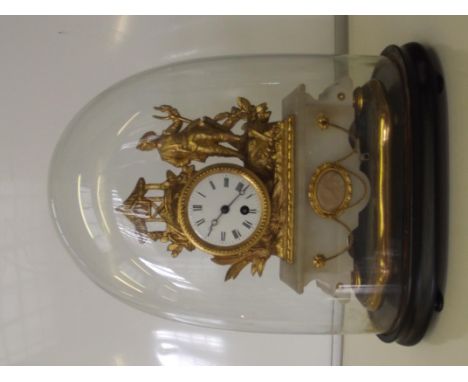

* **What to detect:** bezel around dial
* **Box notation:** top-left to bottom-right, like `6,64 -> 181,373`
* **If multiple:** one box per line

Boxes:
178,164 -> 271,257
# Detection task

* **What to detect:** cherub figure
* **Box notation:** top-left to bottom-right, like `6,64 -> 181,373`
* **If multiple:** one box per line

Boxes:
137,105 -> 245,167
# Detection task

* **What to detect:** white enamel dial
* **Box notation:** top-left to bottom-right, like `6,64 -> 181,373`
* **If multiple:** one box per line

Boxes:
179,164 -> 270,255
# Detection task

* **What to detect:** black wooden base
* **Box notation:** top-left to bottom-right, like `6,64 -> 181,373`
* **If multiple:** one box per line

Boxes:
375,43 -> 447,346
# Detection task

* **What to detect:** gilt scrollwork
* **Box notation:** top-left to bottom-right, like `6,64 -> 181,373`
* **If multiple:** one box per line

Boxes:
117,97 -> 295,280
117,166 -> 196,257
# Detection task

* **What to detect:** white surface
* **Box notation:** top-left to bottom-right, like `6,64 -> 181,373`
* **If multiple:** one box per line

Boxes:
280,79 -> 361,297
186,169 -> 264,248
344,15 -> 468,365
0,16 -> 344,365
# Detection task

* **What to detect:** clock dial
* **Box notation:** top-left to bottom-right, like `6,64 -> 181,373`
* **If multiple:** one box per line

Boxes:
188,172 -> 262,246
179,164 -> 270,256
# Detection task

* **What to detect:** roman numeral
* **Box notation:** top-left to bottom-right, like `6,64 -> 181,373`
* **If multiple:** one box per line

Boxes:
236,182 -> 244,192
250,209 -> 257,214
221,231 -> 226,241
246,193 -> 254,199
242,220 -> 253,229
197,192 -> 206,198
232,229 -> 241,239
224,177 -> 229,188
209,180 -> 216,190
195,218 -> 206,226
192,205 -> 203,211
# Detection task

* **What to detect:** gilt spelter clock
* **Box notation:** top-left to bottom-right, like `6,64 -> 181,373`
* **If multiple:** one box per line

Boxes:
49,43 -> 446,346
117,98 -> 295,279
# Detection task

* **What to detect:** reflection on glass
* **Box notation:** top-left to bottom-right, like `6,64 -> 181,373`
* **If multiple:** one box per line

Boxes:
153,329 -> 225,366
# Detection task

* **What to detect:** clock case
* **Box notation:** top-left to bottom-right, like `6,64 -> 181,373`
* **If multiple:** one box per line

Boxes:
353,43 -> 447,345
177,163 -> 272,257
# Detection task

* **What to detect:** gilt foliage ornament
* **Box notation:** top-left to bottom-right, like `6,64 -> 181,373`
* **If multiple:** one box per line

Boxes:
118,97 -> 295,280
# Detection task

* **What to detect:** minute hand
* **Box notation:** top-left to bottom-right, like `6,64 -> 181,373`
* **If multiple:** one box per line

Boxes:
227,184 -> 249,208
206,185 -> 248,237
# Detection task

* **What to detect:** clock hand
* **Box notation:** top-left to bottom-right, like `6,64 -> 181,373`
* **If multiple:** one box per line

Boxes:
206,185 -> 248,237
227,193 -> 241,208
226,184 -> 249,208
207,213 -> 222,237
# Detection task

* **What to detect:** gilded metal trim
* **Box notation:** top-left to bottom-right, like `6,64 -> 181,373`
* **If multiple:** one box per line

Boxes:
116,167 -> 197,257
285,116 -> 295,264
118,97 -> 295,281
308,112 -> 370,271
177,164 -> 271,257
308,162 -> 353,218
275,115 -> 295,264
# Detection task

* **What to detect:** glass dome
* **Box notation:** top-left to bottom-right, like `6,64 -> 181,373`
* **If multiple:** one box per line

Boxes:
49,48 -> 445,343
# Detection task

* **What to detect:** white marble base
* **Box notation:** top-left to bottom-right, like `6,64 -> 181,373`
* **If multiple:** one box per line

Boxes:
280,79 -> 369,298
